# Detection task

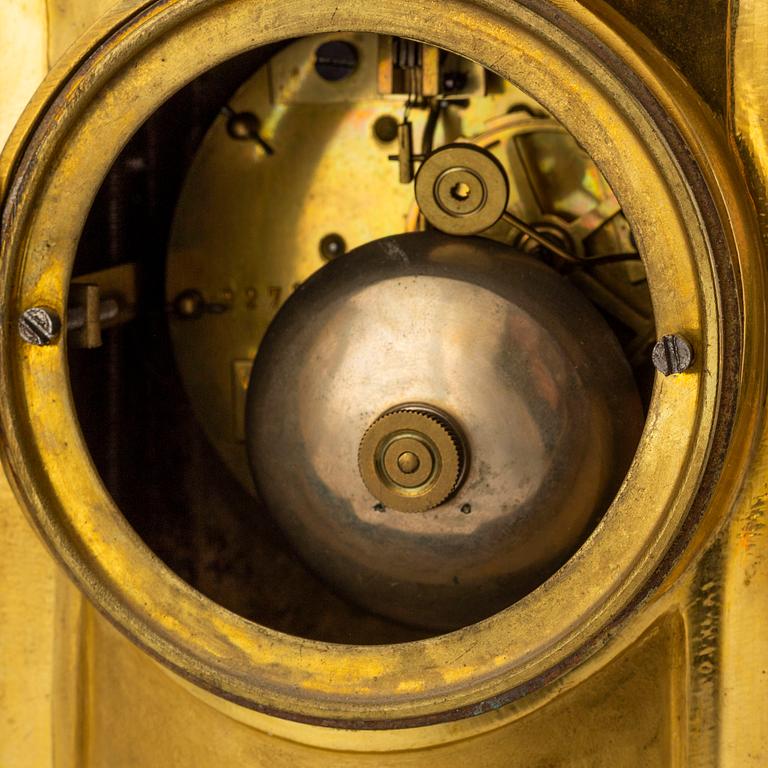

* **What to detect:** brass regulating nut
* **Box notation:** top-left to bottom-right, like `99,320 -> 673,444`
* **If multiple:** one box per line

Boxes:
414,143 -> 509,236
358,405 -> 467,513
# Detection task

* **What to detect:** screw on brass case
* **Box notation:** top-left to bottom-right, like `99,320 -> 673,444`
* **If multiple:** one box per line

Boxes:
18,307 -> 61,346
319,233 -> 346,261
652,334 -> 694,376
373,115 -> 399,143
314,40 -> 359,81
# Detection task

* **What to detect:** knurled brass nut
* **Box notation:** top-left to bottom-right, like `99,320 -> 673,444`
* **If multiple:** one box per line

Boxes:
358,405 -> 467,513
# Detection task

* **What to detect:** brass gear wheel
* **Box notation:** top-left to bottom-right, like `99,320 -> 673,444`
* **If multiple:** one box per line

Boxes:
358,405 -> 467,513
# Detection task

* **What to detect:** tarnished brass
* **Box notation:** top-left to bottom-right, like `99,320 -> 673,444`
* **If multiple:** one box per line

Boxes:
1,0 -> 768,765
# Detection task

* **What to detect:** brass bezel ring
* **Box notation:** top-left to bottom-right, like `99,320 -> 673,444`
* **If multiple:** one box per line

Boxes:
0,0 -> 764,733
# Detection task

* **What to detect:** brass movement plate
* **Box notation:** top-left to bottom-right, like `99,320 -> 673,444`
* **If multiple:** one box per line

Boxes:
167,33 -> 646,491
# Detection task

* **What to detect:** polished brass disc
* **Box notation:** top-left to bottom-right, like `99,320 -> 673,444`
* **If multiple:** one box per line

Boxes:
358,406 -> 465,513
414,143 -> 509,235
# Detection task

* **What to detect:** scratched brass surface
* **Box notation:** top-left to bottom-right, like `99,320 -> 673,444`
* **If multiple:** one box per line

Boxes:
0,0 -> 766,766
0,4 -> 57,767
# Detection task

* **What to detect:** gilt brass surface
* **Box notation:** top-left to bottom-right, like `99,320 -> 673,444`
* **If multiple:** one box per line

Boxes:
0,9 -> 58,765
0,0 -> 752,725
1,0 -> 767,765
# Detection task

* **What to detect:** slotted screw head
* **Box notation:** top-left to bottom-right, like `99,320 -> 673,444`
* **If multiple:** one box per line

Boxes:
652,334 -> 694,376
18,307 -> 61,346
314,40 -> 359,82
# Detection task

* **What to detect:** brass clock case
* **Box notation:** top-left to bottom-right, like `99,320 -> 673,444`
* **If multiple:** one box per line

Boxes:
0,0 -> 764,735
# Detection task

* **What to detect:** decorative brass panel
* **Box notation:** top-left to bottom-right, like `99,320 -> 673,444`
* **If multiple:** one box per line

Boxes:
0,0 -> 766,765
